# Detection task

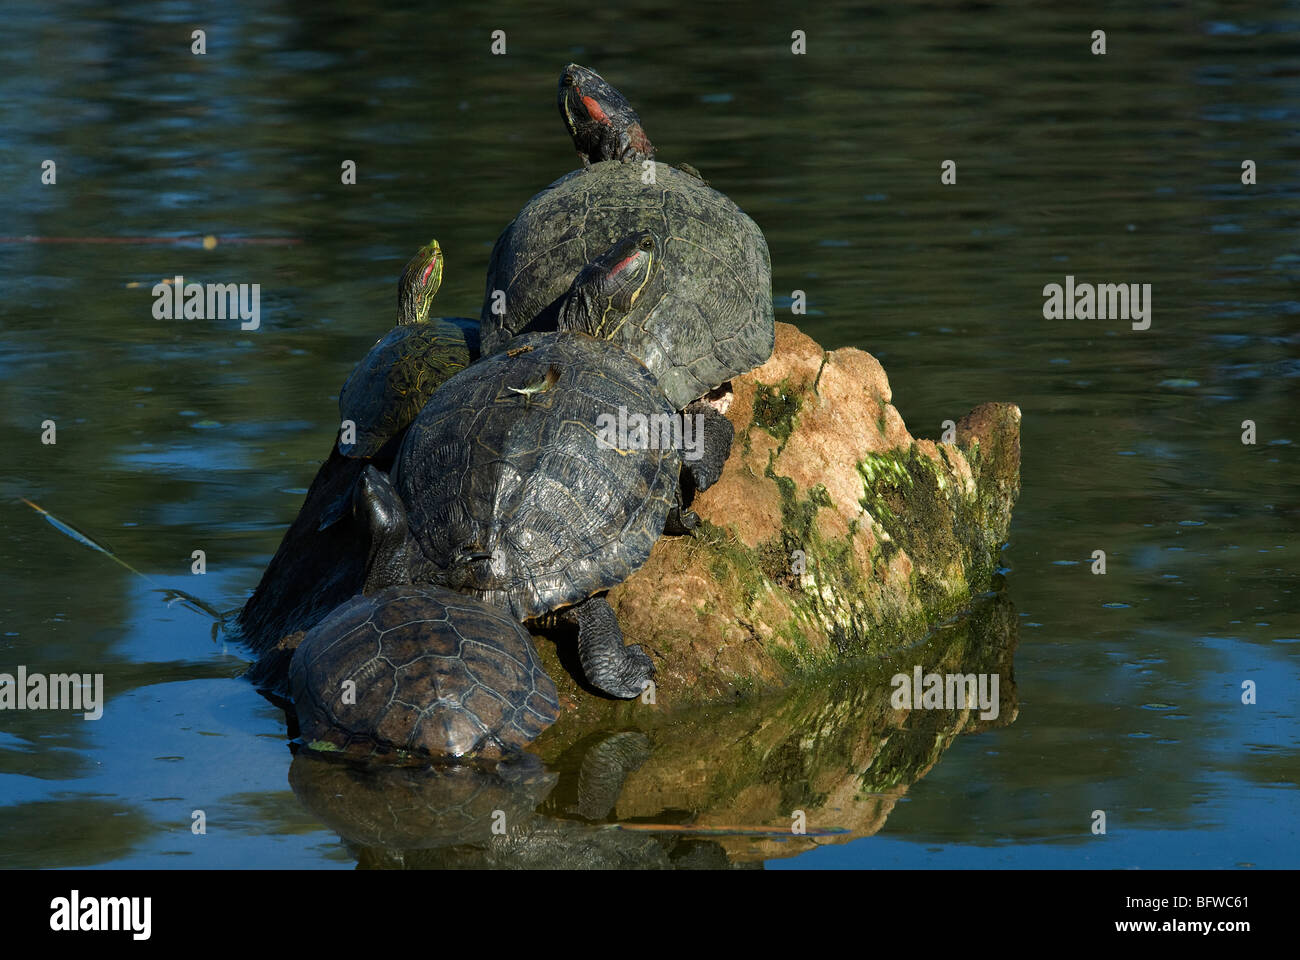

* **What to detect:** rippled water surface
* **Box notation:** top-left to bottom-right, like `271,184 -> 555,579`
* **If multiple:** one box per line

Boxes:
1,1 -> 1297,868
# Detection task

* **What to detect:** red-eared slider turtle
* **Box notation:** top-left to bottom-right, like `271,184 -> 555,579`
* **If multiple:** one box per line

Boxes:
316,240 -> 478,528
480,63 -> 771,484
288,583 -> 561,760
385,330 -> 677,699
356,237 -> 692,699
238,241 -> 478,663
336,240 -> 477,461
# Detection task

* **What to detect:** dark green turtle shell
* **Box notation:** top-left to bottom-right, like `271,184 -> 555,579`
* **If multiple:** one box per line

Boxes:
479,161 -> 774,410
288,584 -> 561,760
393,331 -> 680,622
338,316 -> 479,458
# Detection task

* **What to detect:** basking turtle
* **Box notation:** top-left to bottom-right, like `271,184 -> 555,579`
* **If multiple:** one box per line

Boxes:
288,582 -> 561,760
237,241 -> 478,662
480,63 -> 772,485
336,239 -> 477,461
317,240 -> 478,528
383,333 -> 675,697
382,238 -> 712,699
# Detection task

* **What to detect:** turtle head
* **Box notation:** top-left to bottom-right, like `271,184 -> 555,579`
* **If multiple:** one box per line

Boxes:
397,239 -> 443,325
557,231 -> 660,339
353,465 -> 415,593
558,63 -> 655,165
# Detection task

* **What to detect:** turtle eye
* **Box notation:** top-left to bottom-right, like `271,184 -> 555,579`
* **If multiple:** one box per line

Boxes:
638,235 -> 653,250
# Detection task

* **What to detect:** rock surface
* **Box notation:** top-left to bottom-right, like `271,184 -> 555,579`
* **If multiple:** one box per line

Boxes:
532,321 -> 1021,716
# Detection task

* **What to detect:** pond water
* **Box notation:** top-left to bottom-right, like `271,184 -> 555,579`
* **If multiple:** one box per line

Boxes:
1,1 -> 1296,868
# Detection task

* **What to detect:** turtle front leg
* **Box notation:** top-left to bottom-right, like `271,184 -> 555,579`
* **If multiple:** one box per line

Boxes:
681,400 -> 734,494
571,595 -> 654,699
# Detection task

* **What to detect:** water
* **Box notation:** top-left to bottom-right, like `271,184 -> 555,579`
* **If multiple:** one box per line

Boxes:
1,1 -> 1297,868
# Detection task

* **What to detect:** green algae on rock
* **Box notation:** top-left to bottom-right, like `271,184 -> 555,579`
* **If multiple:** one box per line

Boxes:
532,321 -> 1021,714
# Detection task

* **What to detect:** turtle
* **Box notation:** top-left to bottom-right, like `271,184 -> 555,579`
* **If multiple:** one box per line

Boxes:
335,239 -> 478,462
342,244 -> 688,700
479,63 -> 773,488
287,582 -> 562,761
371,322 -> 680,700
317,239 -> 478,527
379,236 -> 714,700
237,240 -> 478,663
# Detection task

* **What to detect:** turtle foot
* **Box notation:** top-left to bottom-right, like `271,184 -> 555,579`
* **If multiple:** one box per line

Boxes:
681,400 -> 734,493
355,466 -> 419,593
664,507 -> 699,536
573,596 -> 654,699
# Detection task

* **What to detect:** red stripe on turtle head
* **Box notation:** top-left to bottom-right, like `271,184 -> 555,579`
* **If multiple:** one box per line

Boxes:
421,256 -> 438,286
608,251 -> 640,278
581,95 -> 611,126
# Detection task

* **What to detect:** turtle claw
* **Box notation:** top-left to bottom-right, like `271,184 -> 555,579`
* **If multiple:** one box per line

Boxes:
664,507 -> 699,537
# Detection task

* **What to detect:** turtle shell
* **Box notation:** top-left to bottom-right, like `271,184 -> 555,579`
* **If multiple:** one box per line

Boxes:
338,316 -> 478,458
289,584 -> 560,760
480,161 -> 774,410
393,331 -> 680,622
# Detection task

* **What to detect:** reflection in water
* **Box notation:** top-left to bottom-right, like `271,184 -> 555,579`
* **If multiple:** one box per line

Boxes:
1,1 -> 1297,869
289,592 -> 1018,868
289,751 -> 558,857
